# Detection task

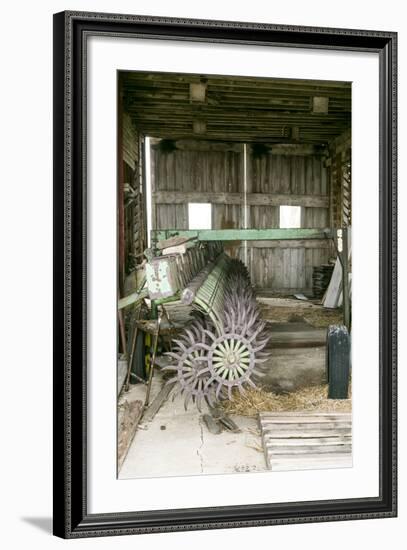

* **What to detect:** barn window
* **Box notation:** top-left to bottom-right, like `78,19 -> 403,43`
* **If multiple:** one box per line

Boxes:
188,203 -> 212,230
279,205 -> 301,228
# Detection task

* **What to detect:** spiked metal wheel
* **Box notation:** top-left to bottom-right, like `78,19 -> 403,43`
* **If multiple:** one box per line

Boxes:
162,320 -> 215,410
203,326 -> 269,401
164,255 -> 271,409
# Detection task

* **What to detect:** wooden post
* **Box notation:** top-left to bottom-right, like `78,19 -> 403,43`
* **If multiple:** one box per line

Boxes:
243,143 -> 249,266
140,136 -> 148,252
118,309 -> 127,356
150,300 -> 158,320
118,75 -> 125,295
342,227 -> 350,329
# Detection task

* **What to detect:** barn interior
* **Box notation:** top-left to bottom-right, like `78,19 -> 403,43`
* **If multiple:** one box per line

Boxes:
117,71 -> 352,478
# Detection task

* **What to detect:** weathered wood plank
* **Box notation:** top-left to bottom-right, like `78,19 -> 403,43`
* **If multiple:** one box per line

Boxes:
117,399 -> 143,471
256,297 -> 319,308
262,421 -> 352,431
122,112 -> 138,167
202,414 -> 222,434
259,412 -> 352,471
265,444 -> 352,454
260,411 -> 351,419
141,382 -> 174,424
282,248 -> 291,289
260,415 -> 351,423
269,328 -> 327,348
269,454 -> 352,471
153,190 -> 329,208
118,289 -> 148,310
261,428 -> 352,438
323,257 -> 343,308
172,139 -> 242,152
118,359 -> 127,396
153,228 -> 332,241
265,436 -> 351,446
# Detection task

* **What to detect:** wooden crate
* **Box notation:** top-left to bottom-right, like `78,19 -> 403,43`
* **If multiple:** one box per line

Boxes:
259,411 -> 352,471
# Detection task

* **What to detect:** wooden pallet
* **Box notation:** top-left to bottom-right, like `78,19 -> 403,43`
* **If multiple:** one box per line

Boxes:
259,412 -> 352,471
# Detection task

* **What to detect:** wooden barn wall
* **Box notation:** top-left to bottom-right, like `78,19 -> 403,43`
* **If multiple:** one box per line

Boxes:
326,129 -> 351,228
247,152 -> 329,290
151,142 -> 330,291
151,146 -> 244,234
122,113 -> 147,274
123,112 -> 138,167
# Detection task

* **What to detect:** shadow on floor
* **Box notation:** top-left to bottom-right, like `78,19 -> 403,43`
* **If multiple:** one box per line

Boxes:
21,517 -> 52,534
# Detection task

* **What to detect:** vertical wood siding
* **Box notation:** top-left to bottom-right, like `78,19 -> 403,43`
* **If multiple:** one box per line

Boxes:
248,151 -> 329,290
151,142 -> 331,290
122,113 -> 147,272
327,130 -> 351,229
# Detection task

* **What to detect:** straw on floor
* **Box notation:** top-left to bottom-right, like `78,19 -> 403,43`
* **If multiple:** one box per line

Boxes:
221,384 -> 352,418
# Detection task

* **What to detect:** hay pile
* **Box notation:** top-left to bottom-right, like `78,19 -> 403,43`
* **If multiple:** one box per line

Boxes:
258,304 -> 343,328
298,308 -> 343,328
221,385 -> 352,418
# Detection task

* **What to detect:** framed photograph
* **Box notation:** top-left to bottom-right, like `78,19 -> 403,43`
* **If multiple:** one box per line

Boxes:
53,11 -> 397,538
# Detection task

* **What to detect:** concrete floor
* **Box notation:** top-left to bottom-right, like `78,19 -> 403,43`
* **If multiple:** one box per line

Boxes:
118,298 -> 341,479
119,374 -> 267,479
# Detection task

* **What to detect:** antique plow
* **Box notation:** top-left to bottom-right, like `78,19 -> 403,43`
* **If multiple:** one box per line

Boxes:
139,237 -> 270,411
163,257 -> 271,410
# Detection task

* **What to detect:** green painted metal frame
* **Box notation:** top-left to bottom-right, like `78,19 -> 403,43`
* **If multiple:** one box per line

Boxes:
152,228 -> 333,245
150,227 -> 351,326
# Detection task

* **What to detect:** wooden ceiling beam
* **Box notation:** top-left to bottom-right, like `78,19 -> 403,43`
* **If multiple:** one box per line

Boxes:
129,111 -> 350,123
131,119 -> 349,130
138,128 -> 342,138
126,103 -> 350,115
123,87 -> 351,101
144,134 -> 333,144
123,73 -> 351,90
121,72 -> 351,144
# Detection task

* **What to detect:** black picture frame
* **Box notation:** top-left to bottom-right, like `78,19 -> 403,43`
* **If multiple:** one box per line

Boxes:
53,11 -> 397,539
